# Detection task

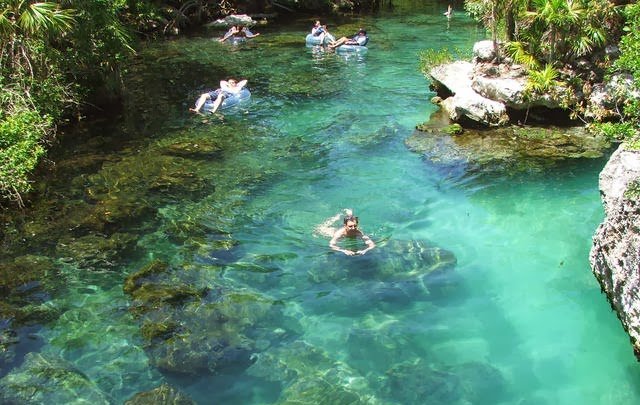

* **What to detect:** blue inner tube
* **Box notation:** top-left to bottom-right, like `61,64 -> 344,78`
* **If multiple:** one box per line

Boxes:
305,33 -> 335,46
336,44 -> 368,53
227,36 -> 247,45
203,88 -> 251,112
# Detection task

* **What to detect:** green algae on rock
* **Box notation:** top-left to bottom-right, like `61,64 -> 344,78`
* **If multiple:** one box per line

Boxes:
125,383 -> 196,405
0,352 -> 111,404
407,119 -> 613,173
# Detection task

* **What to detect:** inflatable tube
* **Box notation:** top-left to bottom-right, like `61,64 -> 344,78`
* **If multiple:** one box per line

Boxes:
336,44 -> 368,53
227,36 -> 246,45
305,33 -> 335,46
202,88 -> 251,112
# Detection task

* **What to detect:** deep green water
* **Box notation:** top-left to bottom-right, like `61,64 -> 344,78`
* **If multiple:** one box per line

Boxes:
2,3 -> 640,404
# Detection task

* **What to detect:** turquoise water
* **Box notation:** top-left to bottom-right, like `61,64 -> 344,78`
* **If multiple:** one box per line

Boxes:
3,4 -> 640,404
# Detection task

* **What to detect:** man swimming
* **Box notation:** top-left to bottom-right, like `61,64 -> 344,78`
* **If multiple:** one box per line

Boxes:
329,212 -> 375,256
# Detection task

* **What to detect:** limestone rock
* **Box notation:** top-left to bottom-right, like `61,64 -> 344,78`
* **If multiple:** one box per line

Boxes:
472,40 -> 497,62
429,61 -> 509,126
590,146 -> 640,357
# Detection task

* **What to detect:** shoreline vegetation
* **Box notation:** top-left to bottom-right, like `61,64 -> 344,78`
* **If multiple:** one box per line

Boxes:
2,1 -> 640,210
0,0 -> 382,208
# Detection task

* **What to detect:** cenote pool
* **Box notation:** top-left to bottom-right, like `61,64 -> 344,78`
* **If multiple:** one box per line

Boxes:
2,2 -> 640,404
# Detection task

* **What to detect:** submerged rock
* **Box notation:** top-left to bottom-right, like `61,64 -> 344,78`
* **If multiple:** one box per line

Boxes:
248,340 -> 378,404
0,255 -> 59,298
407,120 -> 612,173
123,260 -> 285,375
379,358 -> 506,405
0,352 -> 111,404
56,232 -> 138,272
125,383 -> 196,405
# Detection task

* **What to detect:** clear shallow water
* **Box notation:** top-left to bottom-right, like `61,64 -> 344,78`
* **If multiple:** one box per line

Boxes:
3,4 -> 640,404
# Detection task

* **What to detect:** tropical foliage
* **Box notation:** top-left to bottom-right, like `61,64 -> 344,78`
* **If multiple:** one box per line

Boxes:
596,2 -> 640,146
465,0 -> 619,66
465,0 -> 624,118
0,0 -> 376,206
0,1 -> 77,203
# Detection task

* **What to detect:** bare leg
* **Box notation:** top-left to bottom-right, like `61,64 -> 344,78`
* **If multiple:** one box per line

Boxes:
328,37 -> 347,49
210,93 -> 225,114
190,93 -> 211,113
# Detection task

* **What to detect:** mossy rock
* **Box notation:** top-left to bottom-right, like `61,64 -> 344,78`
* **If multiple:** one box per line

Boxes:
145,321 -> 254,374
123,260 -> 170,295
140,319 -> 181,343
277,377 -> 371,405
56,232 -> 137,271
0,301 -> 61,326
0,352 -> 111,404
0,255 -> 58,296
125,383 -> 196,405
158,139 -> 223,159
407,124 -> 613,173
444,123 -> 463,135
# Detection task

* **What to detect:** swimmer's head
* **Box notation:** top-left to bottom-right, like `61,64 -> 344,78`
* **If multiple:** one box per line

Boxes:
343,215 -> 359,229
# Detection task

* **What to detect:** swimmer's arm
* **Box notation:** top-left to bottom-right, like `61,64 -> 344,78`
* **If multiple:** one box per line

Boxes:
357,234 -> 375,255
330,229 -> 354,255
236,79 -> 248,90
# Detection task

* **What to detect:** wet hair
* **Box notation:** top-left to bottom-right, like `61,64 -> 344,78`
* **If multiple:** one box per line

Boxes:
358,29 -> 366,35
343,215 -> 359,225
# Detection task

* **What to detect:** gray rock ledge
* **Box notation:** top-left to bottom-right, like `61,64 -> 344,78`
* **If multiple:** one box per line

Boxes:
590,145 -> 640,357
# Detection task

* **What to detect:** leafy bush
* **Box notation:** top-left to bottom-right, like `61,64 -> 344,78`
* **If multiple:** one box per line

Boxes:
597,3 -> 640,145
0,111 -> 50,203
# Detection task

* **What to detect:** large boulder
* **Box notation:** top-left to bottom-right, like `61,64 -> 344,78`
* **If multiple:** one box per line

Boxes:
472,40 -> 497,62
205,14 -> 257,28
590,145 -> 640,357
429,61 -> 509,126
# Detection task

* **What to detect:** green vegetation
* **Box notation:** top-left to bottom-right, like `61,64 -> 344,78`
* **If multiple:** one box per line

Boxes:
595,2 -> 640,146
419,49 -> 455,75
462,0 -> 623,113
624,179 -> 640,200
418,47 -> 472,76
0,0 -> 378,207
464,0 -> 617,66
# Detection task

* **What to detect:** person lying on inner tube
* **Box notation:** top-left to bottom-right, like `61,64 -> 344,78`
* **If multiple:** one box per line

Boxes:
218,25 -> 260,42
311,20 -> 325,36
328,29 -> 368,49
189,78 -> 248,114
311,20 -> 329,43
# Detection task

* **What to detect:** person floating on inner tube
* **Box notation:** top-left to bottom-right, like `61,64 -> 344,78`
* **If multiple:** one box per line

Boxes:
190,78 -> 248,114
328,29 -> 368,50
311,20 -> 329,43
219,25 -> 239,42
218,25 -> 260,43
238,25 -> 260,39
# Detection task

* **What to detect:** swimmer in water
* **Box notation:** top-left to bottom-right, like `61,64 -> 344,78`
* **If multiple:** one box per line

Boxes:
328,211 -> 376,256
